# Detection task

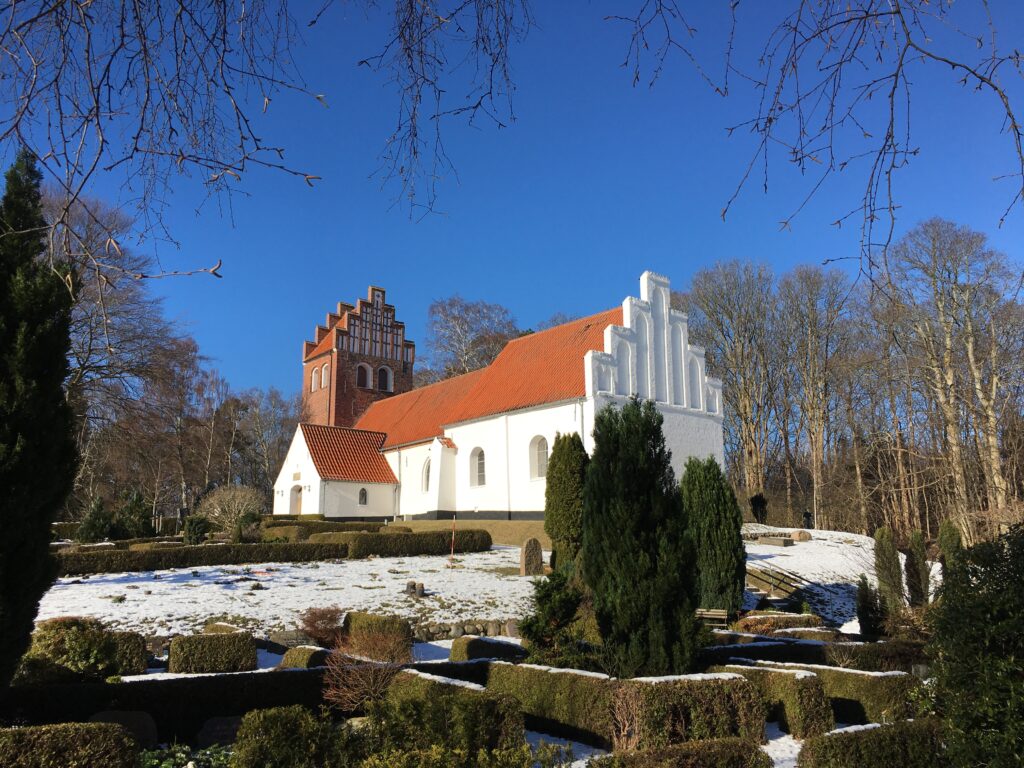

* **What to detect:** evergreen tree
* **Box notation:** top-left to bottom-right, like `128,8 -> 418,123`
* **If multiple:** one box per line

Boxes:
855,575 -> 884,637
580,398 -> 700,678
749,493 -> 768,525
543,432 -> 589,568
873,526 -> 905,616
937,519 -> 962,578
115,489 -> 153,539
904,530 -> 930,608
76,498 -> 116,543
681,457 -> 746,614
0,149 -> 77,689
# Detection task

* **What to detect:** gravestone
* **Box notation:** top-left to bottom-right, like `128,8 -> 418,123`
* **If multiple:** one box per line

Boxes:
520,538 -> 544,576
791,530 -> 813,542
89,711 -> 158,749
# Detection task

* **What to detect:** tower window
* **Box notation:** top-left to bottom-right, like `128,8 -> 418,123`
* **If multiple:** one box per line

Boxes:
377,366 -> 392,392
321,363 -> 330,390
356,363 -> 370,388
310,370 -> 318,392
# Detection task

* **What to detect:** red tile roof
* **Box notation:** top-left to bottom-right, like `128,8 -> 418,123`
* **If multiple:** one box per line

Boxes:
300,423 -> 398,484
355,307 -> 621,448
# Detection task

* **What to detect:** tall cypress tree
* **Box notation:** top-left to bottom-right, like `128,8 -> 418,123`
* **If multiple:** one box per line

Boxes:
543,432 -> 589,569
0,149 -> 77,689
681,456 -> 746,614
904,530 -> 930,608
873,526 -> 905,616
580,397 -> 700,678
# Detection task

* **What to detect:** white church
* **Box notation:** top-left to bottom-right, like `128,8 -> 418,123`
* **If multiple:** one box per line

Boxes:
273,272 -> 724,520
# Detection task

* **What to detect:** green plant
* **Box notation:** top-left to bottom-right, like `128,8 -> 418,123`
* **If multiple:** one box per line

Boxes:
449,636 -> 527,663
581,397 -> 701,678
591,737 -> 772,768
543,432 -> 589,567
873,527 -> 904,616
280,646 -> 331,668
117,490 -> 155,539
710,665 -> 833,738
111,630 -> 149,675
749,493 -> 768,525
342,611 -> 414,648
299,605 -> 346,647
77,498 -> 118,543
181,515 -> 212,545
142,743 -> 231,768
936,519 -> 961,577
518,570 -> 595,668
855,575 -> 884,637
731,612 -> 823,635
345,529 -> 492,558
0,149 -> 78,690
904,531 -> 930,607
0,722 -> 138,768
230,705 -> 342,768
796,718 -> 946,768
168,632 -> 256,673
931,524 -> 1024,768
681,457 -> 746,615
23,616 -> 120,680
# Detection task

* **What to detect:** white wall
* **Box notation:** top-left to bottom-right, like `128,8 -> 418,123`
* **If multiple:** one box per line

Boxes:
272,429 -> 323,516
321,480 -> 396,518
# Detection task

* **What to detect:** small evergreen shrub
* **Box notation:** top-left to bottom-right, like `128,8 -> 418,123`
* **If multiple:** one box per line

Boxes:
855,575 -> 883,637
230,705 -> 342,768
796,719 -> 945,768
345,529 -> 492,558
167,632 -> 256,674
591,737 -> 772,768
749,493 -> 769,525
128,541 -> 184,551
261,525 -> 310,542
904,531 -> 930,607
342,611 -> 413,650
305,532 -> 364,545
936,520 -> 961,577
56,543 -> 350,575
51,521 -> 80,540
279,646 -> 331,669
873,527 -> 904,615
449,636 -> 528,663
518,571 -> 596,669
111,631 -> 149,676
24,616 -> 120,680
731,612 -> 823,635
543,432 -> 589,566
0,722 -> 139,768
384,525 -> 413,533
181,515 -> 211,545
711,665 -> 833,738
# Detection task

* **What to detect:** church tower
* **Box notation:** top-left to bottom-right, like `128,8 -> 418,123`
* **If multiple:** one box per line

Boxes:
301,286 -> 415,428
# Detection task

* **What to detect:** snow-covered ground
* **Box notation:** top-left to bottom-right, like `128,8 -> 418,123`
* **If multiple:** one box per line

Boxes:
38,546 -> 535,635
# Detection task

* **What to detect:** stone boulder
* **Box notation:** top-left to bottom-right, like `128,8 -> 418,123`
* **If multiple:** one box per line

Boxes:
520,538 -> 544,576
792,530 -> 813,542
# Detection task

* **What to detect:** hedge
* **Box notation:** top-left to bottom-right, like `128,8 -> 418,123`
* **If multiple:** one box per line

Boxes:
772,628 -> 838,642
231,705 -> 339,768
264,514 -> 325,522
401,520 -> 551,548
710,665 -> 833,738
51,522 -> 81,540
796,719 -> 946,768
346,529 -> 492,558
824,640 -> 926,673
263,519 -> 381,532
745,661 -> 920,724
279,646 -> 331,669
386,525 -> 413,533
56,542 -> 350,575
0,722 -> 139,768
590,737 -> 772,768
260,525 -> 311,542
111,631 -> 149,676
701,639 -> 926,673
449,636 -> 528,663
168,633 -> 257,674
306,531 -> 365,545
732,612 -> 824,635
0,669 -> 327,744
127,542 -> 184,552
21,618 -> 146,682
343,611 -> 413,646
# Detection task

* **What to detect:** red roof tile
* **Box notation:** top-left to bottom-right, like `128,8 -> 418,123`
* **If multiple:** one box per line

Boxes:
300,423 -> 397,484
355,308 -> 621,448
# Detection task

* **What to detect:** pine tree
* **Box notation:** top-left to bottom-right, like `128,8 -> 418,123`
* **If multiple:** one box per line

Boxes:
937,519 -> 962,578
855,575 -> 883,637
681,456 -> 746,614
0,149 -> 77,689
904,530 -> 930,607
580,397 -> 700,678
543,432 -> 589,569
873,526 -> 905,616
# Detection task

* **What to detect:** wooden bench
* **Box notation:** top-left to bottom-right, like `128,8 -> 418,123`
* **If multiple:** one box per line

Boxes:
695,608 -> 731,628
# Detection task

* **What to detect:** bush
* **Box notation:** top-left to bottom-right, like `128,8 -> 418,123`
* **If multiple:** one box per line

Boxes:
709,665 -> 833,738
342,611 -> 413,650
827,640 -> 926,673
299,605 -> 345,647
305,531 -> 363,545
230,705 -> 342,768
731,612 -> 823,635
0,722 -> 139,768
931,524 -> 1024,768
325,630 -> 412,712
936,519 -> 961,577
345,529 -> 492,558
181,515 -> 211,545
263,520 -> 380,533
56,542 -> 350,575
197,486 -> 265,532
52,521 -> 80,540
24,617 -> 120,680
519,570 -> 596,669
449,636 -> 528,663
128,541 -> 184,551
591,737 -> 772,768
384,525 -> 413,533
544,432 -> 589,567
279,646 -> 331,669
904,531 -> 930,608
141,744 -> 231,768
167,632 -> 256,674
111,631 -> 149,676
77,498 -> 118,543
749,494 -> 769,525
261,525 -> 312,543
796,719 -> 946,768
873,527 -> 904,615
855,575 -> 883,637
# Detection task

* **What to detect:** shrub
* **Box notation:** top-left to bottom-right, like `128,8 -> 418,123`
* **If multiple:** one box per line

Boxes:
128,541 -> 184,551
141,744 -> 231,768
771,628 -> 838,642
263,520 -> 380,533
828,640 -> 926,673
181,515 -> 212,545
116,490 -> 155,539
681,457 -> 746,615
324,630 -> 412,712
197,485 -> 266,532
77,498 -> 118,543
52,521 -> 80,540
111,631 -> 149,675
544,432 -> 589,567
591,737 -> 772,768
230,705 -> 342,768
56,543 -> 350,576
342,611 -> 413,651
873,527 -> 904,615
345,529 -> 492,558
731,612 -> 823,635
24,616 -> 119,679
305,531 -> 363,545
167,632 -> 256,674
299,605 -> 345,647
904,531 -> 930,607
279,646 -> 331,669
796,719 -> 946,768
749,493 -> 769,525
936,519 -> 961,577
581,398 -> 701,678
384,525 -> 413,533
931,524 -> 1024,768
519,570 -> 596,669
357,744 -> 570,768
855,575 -> 883,637
0,722 -> 139,768
710,665 -> 833,738
261,525 -> 311,543
449,636 -> 528,663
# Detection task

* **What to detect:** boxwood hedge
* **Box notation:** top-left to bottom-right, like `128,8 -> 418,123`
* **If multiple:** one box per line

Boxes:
167,632 -> 257,674
263,519 -> 381,532
342,611 -> 413,646
0,722 -> 138,768
796,719 -> 946,768
56,543 -> 350,575
346,529 -> 492,558
448,636 -> 528,663
111,631 -> 148,676
591,737 -> 772,768
732,612 -> 824,635
279,646 -> 331,669
711,665 -> 833,738
231,705 -> 340,768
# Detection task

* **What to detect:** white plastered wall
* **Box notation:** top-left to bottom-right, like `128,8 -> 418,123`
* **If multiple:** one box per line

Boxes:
272,428 -> 322,516
320,480 -> 396,518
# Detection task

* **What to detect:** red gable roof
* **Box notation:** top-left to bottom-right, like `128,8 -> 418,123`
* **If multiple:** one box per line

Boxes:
300,423 -> 398,484
355,307 -> 621,448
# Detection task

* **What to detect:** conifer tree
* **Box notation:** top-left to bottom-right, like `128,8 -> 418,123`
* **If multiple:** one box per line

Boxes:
543,432 -> 589,568
0,149 -> 77,689
873,526 -> 905,616
580,398 -> 700,678
937,519 -> 962,577
904,530 -> 930,607
681,456 -> 746,614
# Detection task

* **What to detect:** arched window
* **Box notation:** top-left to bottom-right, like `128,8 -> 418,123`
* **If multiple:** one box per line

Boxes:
358,488 -> 368,506
310,370 -> 318,392
321,363 -> 330,389
377,366 -> 392,392
470,448 -> 486,487
530,436 -> 549,479
422,458 -> 431,493
356,364 -> 370,388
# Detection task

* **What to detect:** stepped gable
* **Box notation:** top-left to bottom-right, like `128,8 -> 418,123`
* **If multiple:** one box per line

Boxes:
299,423 -> 397,483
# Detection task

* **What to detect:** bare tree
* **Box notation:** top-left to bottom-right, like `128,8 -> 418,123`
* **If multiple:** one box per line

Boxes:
425,295 -> 519,377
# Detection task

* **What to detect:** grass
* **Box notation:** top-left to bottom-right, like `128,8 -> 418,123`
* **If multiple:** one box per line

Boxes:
400,520 -> 550,549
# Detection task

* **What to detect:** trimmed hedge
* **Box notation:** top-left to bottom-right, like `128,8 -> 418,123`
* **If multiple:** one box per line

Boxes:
264,514 -> 325,522
402,520 -> 551,548
231,705 -> 339,768
710,665 -> 833,738
127,541 -> 184,551
260,525 -> 311,542
343,611 -> 413,645
385,525 -> 413,533
825,640 -> 926,673
279,646 -> 331,669
591,737 -> 772,768
21,618 -> 145,681
306,531 -> 364,545
746,661 -> 920,724
0,722 -> 139,768
732,612 -> 824,635
56,542 -> 350,575
51,521 -> 81,540
797,719 -> 946,768
346,529 -> 492,558
701,639 -> 926,674
449,636 -> 528,663
167,632 -> 257,674
772,628 -> 838,642
263,519 -> 380,532
111,631 -> 148,676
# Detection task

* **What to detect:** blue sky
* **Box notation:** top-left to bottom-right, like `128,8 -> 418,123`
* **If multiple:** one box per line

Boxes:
80,3 -> 1024,393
